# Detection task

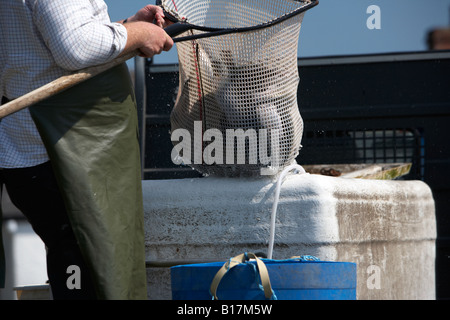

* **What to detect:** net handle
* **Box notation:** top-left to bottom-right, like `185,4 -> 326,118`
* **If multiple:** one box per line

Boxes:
165,0 -> 319,43
0,19 -> 199,119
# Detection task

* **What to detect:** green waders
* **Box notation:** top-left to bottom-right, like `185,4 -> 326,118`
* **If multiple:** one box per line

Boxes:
26,63 -> 147,300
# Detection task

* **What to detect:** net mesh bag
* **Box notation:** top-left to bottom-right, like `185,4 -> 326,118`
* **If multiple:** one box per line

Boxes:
165,0 -> 314,177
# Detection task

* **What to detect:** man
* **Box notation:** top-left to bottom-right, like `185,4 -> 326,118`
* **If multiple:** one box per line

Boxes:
0,1 -> 173,299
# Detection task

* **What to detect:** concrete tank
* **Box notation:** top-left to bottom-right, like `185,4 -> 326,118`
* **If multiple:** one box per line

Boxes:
142,173 -> 436,300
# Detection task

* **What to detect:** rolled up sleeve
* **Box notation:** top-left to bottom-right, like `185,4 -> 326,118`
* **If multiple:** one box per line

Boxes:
32,0 -> 127,71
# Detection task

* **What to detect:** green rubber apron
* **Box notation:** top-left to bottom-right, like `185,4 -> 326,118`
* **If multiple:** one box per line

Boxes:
25,63 -> 146,299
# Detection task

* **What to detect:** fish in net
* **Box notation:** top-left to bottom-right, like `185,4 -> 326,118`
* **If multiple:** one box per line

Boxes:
165,0 -> 318,177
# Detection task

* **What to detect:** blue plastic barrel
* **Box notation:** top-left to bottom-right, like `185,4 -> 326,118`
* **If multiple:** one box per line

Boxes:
171,258 -> 357,300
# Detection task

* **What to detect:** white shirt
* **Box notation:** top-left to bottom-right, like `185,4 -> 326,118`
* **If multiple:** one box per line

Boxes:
0,0 -> 128,168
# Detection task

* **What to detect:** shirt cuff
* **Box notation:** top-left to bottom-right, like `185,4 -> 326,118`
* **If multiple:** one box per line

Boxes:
109,22 -> 128,59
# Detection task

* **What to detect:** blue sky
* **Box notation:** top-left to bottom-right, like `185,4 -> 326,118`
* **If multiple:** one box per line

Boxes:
105,0 -> 450,65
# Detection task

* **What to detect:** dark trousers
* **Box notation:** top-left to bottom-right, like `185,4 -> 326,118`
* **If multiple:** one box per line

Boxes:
0,162 -> 97,299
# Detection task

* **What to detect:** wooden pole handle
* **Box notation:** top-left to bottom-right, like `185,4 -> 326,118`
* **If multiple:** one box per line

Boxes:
0,50 -> 138,119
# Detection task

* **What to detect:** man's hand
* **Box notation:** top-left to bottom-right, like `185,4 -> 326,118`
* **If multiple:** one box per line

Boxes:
122,21 -> 174,58
124,5 -> 168,28
119,5 -> 175,59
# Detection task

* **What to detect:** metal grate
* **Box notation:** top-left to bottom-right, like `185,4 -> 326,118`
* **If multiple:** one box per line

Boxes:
300,127 -> 425,180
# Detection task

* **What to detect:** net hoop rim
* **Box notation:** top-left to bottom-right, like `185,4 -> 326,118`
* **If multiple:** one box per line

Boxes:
167,0 -> 318,42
